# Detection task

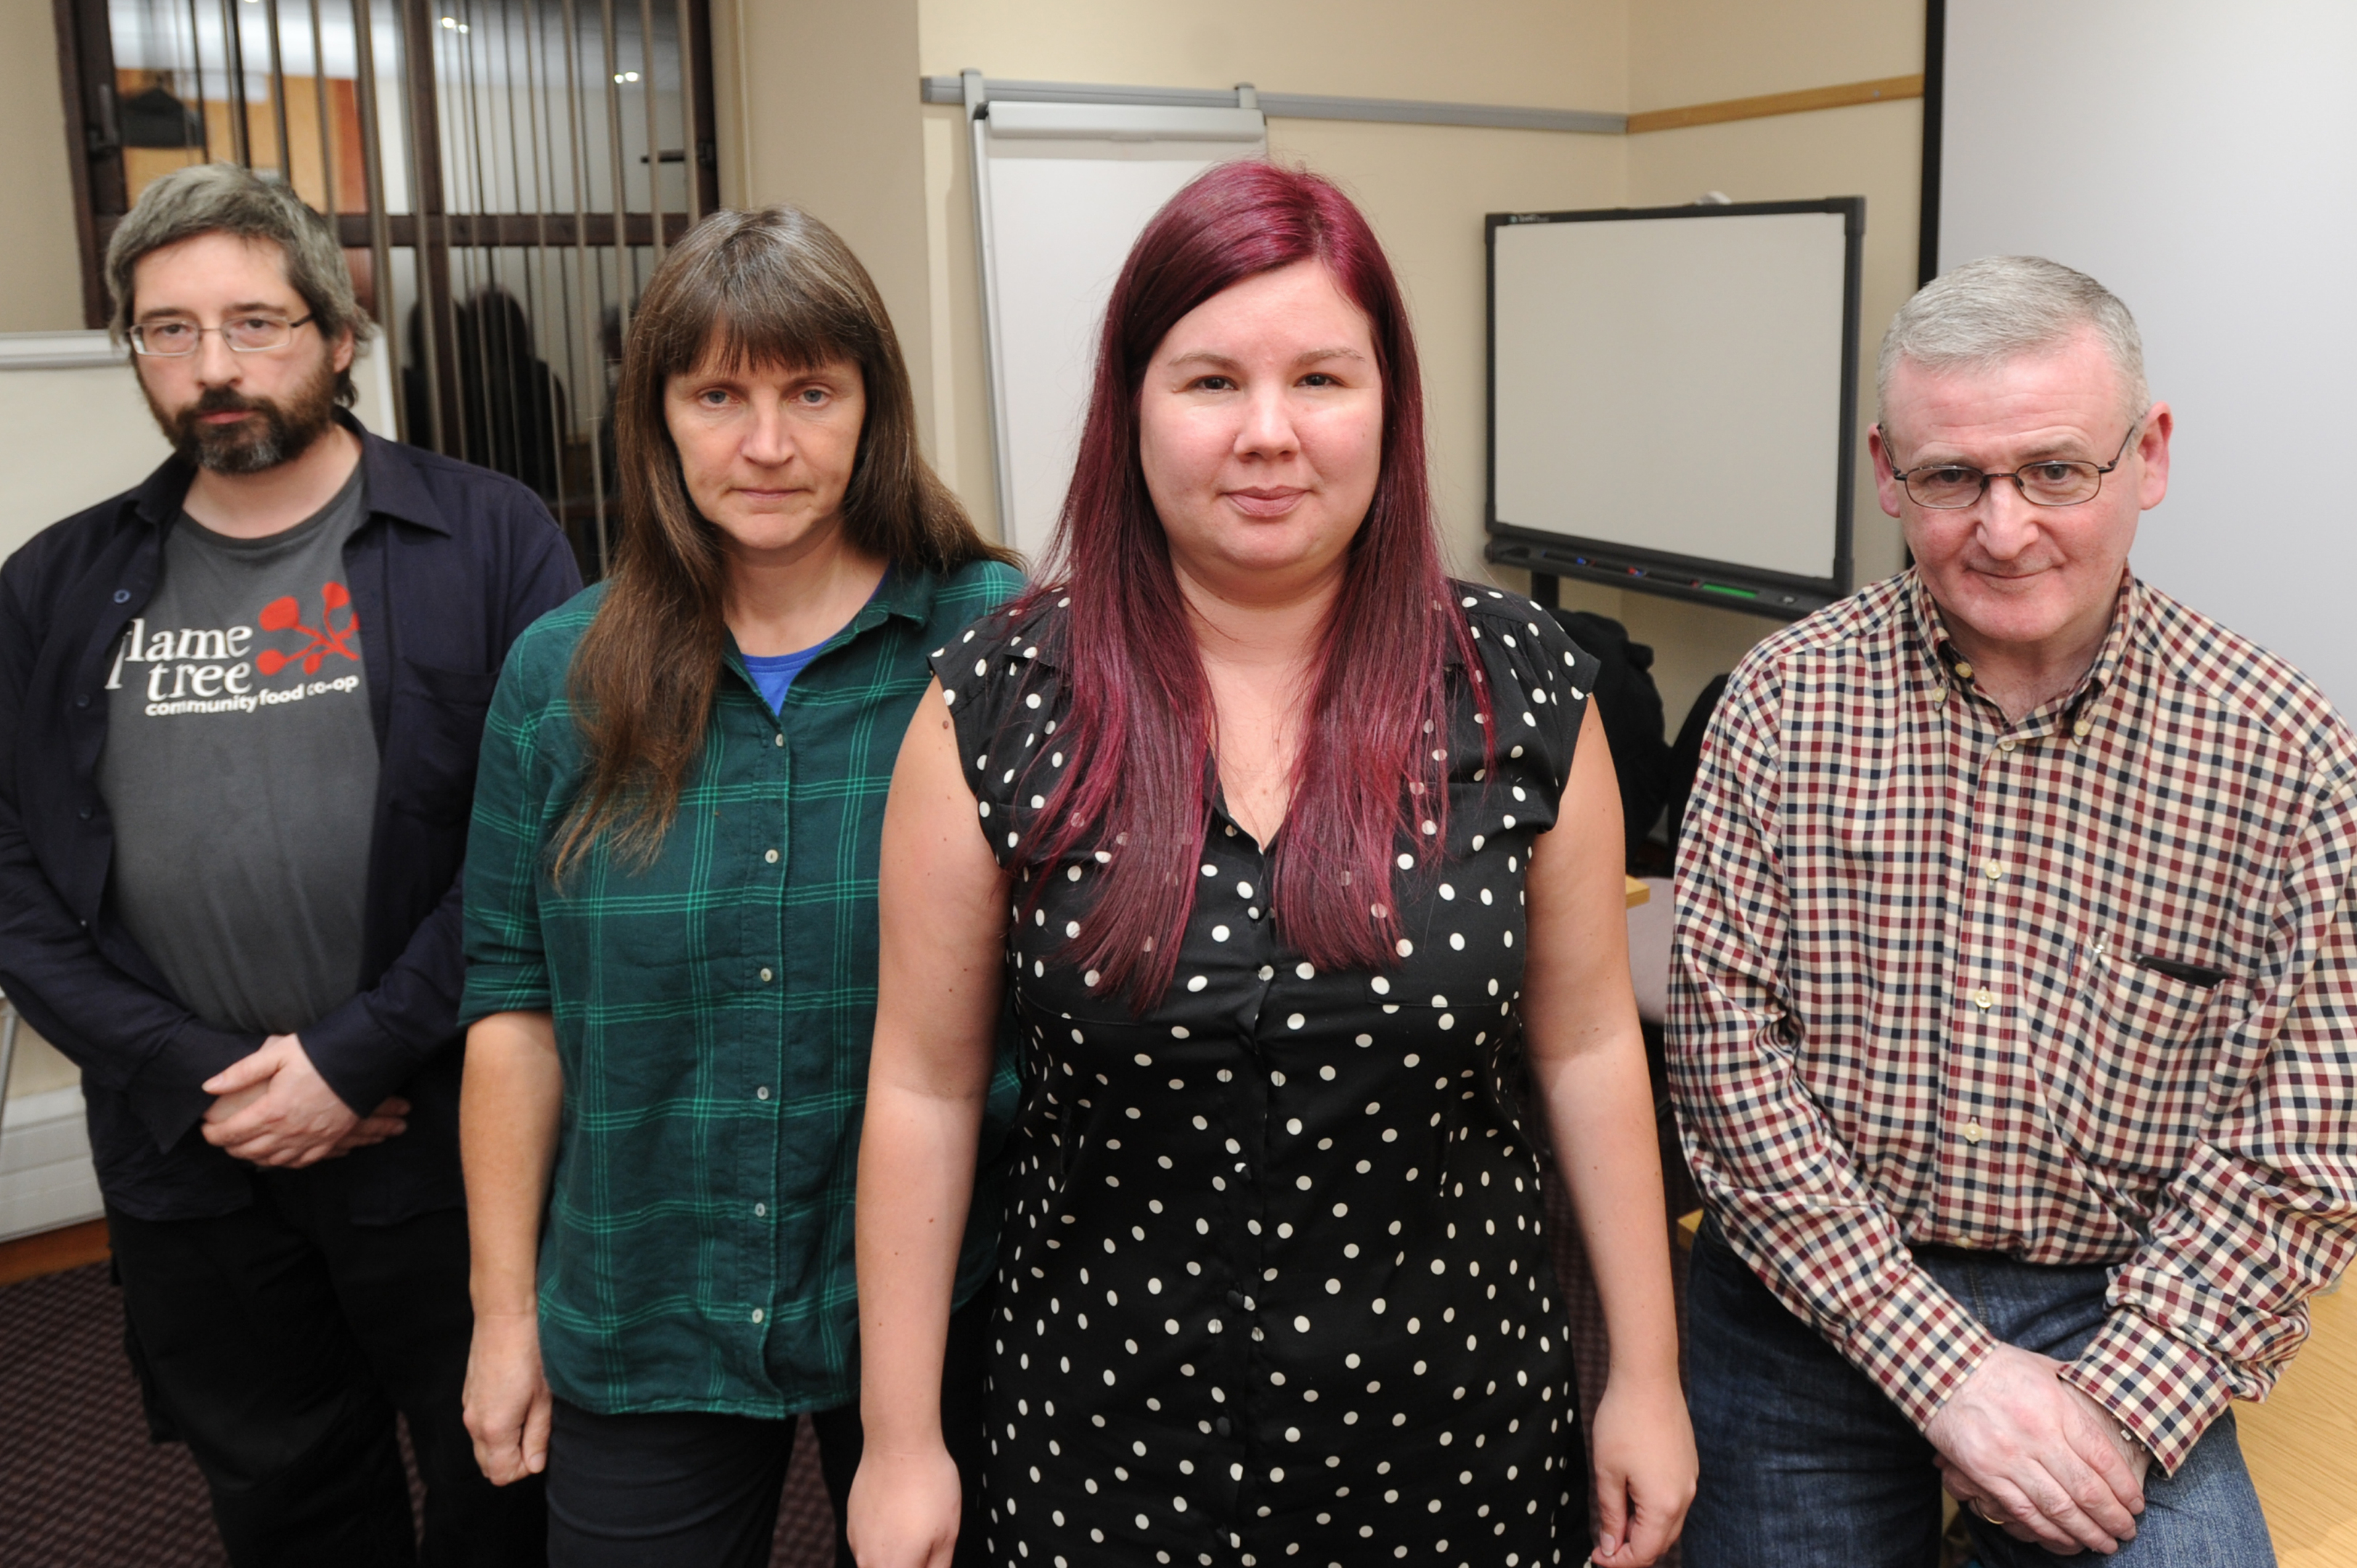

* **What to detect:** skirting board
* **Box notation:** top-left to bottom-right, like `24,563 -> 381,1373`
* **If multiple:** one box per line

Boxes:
0,1087 -> 104,1244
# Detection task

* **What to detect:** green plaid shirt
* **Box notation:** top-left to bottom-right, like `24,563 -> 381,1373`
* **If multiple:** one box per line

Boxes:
460,560 -> 1022,1417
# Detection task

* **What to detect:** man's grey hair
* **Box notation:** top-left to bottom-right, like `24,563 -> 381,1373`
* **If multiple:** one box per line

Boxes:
1876,256 -> 2147,431
105,163 -> 374,404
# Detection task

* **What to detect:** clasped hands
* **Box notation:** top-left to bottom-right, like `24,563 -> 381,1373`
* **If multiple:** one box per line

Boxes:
1927,1342 -> 2150,1556
200,1032 -> 409,1167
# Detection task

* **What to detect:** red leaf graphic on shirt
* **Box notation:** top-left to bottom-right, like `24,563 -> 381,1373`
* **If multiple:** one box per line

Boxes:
253,583 -> 360,681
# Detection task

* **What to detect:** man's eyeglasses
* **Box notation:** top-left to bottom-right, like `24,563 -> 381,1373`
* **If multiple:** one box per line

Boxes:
129,314 -> 317,357
1889,416 -> 2145,510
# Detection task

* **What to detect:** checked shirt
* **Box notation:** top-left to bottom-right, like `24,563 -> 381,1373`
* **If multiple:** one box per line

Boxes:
1670,568 -> 2357,1472
461,561 -> 1021,1417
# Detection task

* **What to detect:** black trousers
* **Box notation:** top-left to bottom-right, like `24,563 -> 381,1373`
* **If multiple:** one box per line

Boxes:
544,1288 -> 996,1568
105,1173 -> 546,1568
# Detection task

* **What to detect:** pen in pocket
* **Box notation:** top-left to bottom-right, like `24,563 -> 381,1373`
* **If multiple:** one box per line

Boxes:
2132,953 -> 2229,989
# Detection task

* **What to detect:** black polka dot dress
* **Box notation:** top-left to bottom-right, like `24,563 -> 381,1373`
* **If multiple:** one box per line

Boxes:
929,584 -> 1601,1568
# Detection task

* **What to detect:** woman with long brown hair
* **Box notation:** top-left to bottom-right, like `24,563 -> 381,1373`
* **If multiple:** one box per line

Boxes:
454,207 -> 1019,1567
850,163 -> 1694,1567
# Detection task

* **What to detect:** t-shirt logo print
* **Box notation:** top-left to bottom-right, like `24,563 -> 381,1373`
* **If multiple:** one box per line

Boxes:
256,582 -> 359,677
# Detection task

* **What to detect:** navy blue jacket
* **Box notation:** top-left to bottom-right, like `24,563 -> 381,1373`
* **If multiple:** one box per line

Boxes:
0,415 -> 582,1222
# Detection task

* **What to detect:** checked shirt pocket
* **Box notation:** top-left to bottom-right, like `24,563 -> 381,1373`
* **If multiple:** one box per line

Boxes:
2047,942 -> 2242,1191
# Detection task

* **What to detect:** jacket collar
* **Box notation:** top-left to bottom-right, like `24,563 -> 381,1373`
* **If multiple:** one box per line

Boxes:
126,410 -> 452,536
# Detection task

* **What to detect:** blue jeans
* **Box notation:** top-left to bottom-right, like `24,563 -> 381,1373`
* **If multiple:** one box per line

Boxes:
1681,1222 -> 2275,1567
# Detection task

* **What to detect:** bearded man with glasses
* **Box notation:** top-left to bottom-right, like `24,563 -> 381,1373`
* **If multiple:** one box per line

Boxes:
0,163 -> 576,1564
1670,255 -> 2353,1565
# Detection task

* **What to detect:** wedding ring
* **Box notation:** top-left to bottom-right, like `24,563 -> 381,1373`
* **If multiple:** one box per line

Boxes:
1971,1500 -> 2007,1526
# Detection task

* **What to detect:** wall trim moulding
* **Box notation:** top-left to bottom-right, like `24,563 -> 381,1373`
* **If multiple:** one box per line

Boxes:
1625,73 -> 1925,134
0,330 -> 126,372
921,73 -> 1927,138
921,75 -> 1627,134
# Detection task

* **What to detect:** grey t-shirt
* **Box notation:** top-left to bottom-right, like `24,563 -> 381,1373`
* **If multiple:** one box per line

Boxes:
98,466 -> 380,1037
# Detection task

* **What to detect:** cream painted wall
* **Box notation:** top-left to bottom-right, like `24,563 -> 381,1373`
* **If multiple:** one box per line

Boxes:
911,0 -> 1631,571
1629,0 -> 1922,109
0,0 -> 90,332
919,0 -> 1625,107
709,1 -> 940,450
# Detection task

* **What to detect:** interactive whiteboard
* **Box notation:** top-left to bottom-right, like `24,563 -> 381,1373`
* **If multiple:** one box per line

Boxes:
1485,200 -> 1863,618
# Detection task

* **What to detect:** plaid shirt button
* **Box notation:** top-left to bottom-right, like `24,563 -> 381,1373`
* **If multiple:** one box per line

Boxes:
1961,1121 -> 1985,1145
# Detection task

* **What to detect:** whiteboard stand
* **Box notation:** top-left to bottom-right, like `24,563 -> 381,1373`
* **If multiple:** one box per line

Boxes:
962,70 -> 1015,545
960,73 -> 1266,562
1483,198 -> 1864,622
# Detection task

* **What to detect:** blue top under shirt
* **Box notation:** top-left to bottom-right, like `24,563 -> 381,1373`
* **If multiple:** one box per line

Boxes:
742,644 -> 826,714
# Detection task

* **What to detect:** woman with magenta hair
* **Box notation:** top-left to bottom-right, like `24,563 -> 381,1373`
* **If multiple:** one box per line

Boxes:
847,162 -> 1694,1568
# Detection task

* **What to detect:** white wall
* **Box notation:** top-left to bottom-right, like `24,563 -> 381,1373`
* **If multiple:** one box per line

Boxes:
1941,0 -> 2357,709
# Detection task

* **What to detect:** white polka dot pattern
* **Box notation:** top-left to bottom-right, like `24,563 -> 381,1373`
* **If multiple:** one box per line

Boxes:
929,586 -> 1602,1567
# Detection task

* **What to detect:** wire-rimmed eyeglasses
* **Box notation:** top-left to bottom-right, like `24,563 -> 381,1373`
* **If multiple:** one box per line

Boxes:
1889,416 -> 2146,510
129,314 -> 317,357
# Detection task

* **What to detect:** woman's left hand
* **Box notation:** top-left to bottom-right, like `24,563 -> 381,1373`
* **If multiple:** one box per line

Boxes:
1587,1371 -> 1698,1567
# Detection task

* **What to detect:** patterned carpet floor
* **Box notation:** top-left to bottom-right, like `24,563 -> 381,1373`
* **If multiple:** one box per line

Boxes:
0,1148 -> 1681,1567
0,1261 -> 838,1567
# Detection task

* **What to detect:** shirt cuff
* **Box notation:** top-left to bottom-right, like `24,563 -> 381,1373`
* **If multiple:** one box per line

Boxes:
298,992 -> 404,1116
2061,1310 -> 2231,1474
124,1020 -> 267,1151
457,963 -> 553,1029
1839,1259 -> 2002,1430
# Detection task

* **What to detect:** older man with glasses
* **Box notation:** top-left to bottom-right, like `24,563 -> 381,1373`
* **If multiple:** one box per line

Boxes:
1669,255 -> 2355,1565
0,163 -> 577,1564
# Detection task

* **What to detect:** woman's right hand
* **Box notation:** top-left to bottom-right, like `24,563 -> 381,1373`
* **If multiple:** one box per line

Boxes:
845,1440 -> 961,1568
463,1310 -> 552,1485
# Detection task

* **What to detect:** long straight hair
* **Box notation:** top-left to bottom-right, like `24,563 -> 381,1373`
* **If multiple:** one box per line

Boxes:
556,206 -> 1014,877
1017,162 -> 1483,1007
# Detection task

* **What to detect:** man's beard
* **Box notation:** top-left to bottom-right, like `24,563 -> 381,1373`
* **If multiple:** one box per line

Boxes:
145,354 -> 341,475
